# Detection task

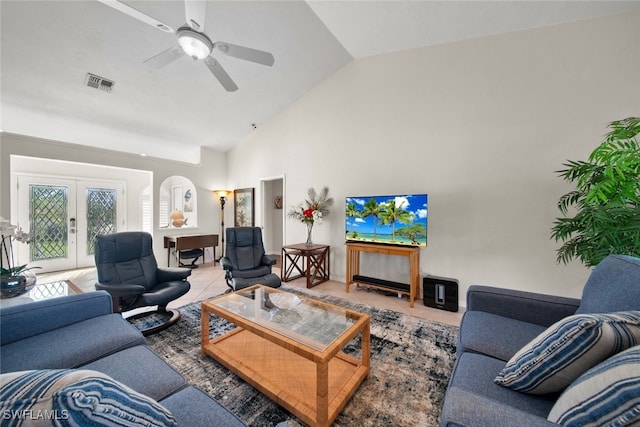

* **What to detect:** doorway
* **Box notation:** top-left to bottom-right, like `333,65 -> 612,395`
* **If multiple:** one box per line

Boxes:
260,175 -> 285,256
16,174 -> 125,272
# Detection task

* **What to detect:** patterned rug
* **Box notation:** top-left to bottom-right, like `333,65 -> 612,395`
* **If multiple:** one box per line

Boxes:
146,286 -> 458,427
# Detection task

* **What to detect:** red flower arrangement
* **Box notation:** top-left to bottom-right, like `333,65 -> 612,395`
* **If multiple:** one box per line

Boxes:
287,187 -> 334,244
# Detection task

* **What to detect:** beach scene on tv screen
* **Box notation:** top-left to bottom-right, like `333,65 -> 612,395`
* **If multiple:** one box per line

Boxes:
345,194 -> 428,247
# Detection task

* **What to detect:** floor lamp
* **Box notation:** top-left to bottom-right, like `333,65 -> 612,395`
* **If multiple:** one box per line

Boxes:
214,190 -> 230,262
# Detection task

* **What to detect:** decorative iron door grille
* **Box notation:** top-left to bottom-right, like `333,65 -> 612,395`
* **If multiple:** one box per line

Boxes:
86,188 -> 117,256
29,184 -> 68,262
18,174 -> 125,272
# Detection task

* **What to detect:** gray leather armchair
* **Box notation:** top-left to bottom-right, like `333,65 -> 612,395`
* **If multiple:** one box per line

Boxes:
94,231 -> 191,335
220,227 -> 281,291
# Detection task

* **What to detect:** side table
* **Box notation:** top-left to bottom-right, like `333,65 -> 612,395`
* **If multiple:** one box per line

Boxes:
281,243 -> 330,288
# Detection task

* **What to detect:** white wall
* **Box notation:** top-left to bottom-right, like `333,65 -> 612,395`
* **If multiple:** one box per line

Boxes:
10,155 -> 150,232
226,12 -> 640,304
1,133 -> 228,265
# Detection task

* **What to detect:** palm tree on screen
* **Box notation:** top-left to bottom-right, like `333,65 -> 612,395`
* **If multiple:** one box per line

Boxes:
346,201 -> 361,237
379,200 -> 414,242
362,198 -> 381,240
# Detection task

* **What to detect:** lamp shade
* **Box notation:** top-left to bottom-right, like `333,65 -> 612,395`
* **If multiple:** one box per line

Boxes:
214,190 -> 230,198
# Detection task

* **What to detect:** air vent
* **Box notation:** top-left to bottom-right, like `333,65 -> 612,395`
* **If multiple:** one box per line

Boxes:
85,73 -> 115,93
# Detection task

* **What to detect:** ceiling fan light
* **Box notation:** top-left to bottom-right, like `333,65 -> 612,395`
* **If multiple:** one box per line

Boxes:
177,28 -> 212,60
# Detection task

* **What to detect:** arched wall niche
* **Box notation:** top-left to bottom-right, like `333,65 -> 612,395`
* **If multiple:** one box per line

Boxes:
159,176 -> 198,228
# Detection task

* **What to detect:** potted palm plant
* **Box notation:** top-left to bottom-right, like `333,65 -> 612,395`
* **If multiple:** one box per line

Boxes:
551,117 -> 640,267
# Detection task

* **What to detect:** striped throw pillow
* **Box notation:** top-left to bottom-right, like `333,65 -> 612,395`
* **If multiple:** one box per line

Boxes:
0,369 -> 177,426
494,311 -> 640,394
548,345 -> 640,426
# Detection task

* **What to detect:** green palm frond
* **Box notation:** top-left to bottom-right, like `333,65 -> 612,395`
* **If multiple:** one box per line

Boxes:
552,117 -> 640,267
305,186 -> 334,216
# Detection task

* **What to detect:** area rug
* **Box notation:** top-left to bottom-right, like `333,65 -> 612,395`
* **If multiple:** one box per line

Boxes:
146,286 -> 458,427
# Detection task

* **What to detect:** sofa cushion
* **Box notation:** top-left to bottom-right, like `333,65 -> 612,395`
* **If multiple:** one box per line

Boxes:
449,352 -> 557,416
0,314 -> 146,373
0,369 -> 176,426
441,387 -> 558,427
80,345 -> 186,401
547,345 -> 640,426
494,311 -> 640,394
458,311 -> 547,361
577,255 -> 640,315
441,351 -> 557,426
160,386 -> 247,427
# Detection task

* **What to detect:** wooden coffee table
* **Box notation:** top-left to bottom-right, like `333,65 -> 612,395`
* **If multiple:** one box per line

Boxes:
201,285 -> 370,427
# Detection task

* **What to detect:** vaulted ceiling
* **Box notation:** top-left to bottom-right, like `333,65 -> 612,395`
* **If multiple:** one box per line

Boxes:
2,1 -> 638,163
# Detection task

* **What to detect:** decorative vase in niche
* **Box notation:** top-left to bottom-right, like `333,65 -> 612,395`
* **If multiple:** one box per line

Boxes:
305,222 -> 314,245
170,209 -> 187,227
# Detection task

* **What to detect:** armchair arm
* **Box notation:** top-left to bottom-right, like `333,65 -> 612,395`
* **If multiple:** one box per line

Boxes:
220,257 -> 233,271
95,282 -> 146,297
467,285 -> 580,327
157,267 -> 191,282
261,254 -> 276,267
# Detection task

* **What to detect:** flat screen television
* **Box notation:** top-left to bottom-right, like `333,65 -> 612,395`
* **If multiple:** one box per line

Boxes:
345,193 -> 428,247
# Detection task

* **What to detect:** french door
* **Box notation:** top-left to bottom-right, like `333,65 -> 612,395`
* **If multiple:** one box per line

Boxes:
16,175 -> 125,272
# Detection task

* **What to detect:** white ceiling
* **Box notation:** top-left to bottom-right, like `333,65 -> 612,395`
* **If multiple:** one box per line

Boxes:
2,1 -> 639,163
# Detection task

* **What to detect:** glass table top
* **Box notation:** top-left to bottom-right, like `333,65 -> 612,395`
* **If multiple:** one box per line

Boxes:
209,286 -> 360,351
0,280 -> 81,308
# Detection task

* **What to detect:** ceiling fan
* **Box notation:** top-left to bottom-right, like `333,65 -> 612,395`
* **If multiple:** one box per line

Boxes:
96,0 -> 274,92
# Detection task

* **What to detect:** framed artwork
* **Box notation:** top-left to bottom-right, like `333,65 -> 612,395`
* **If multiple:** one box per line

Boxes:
234,187 -> 255,227
274,195 -> 283,209
183,189 -> 193,212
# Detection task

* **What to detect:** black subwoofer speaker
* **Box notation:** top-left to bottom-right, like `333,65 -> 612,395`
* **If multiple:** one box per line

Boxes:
423,275 -> 458,312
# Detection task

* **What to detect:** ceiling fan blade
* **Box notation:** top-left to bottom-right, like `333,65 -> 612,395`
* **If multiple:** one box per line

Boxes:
184,0 -> 207,32
96,0 -> 174,33
213,42 -> 275,67
144,46 -> 185,68
204,57 -> 238,92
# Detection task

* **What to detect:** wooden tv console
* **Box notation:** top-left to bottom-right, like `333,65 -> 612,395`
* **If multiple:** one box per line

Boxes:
345,242 -> 420,308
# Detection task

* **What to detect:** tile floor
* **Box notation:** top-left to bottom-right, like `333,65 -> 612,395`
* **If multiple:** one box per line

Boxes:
39,262 -> 463,327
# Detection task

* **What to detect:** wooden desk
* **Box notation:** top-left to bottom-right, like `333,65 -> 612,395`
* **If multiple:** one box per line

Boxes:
281,243 -> 330,288
164,234 -> 218,267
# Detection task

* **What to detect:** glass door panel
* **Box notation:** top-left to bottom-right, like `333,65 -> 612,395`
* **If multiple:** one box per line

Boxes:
17,176 -> 77,272
76,182 -> 124,268
17,176 -> 125,272
29,184 -> 69,262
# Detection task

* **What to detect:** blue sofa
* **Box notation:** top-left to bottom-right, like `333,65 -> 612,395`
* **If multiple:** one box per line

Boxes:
441,254 -> 640,426
0,290 -> 246,426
